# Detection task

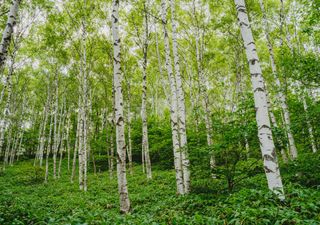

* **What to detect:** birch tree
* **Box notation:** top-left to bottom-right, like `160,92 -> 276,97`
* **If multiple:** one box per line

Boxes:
302,91 -> 317,153
169,0 -> 190,193
234,0 -> 284,199
0,0 -> 21,72
141,1 -> 152,179
112,0 -> 130,213
259,0 -> 298,159
160,0 -> 184,195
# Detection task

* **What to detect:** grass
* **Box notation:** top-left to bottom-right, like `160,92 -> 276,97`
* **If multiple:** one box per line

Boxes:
0,160 -> 320,224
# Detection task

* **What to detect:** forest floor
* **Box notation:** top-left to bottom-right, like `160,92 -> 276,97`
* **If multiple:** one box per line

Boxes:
0,159 -> 320,224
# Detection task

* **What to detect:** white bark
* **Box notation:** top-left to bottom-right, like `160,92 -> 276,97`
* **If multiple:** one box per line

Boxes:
0,0 -> 20,71
161,0 -> 184,195
66,113 -> 71,171
193,2 -> 213,148
57,99 -> 66,178
112,0 -> 130,213
302,92 -> 317,153
0,54 -> 14,157
141,3 -> 152,179
126,95 -> 133,174
53,72 -> 59,179
109,114 -> 115,179
71,100 -> 81,183
45,108 -> 54,183
235,0 -> 284,199
39,89 -> 50,167
259,0 -> 298,160
266,89 -> 288,163
3,128 -> 12,169
170,0 -> 190,193
81,14 -> 88,192
155,25 -> 170,105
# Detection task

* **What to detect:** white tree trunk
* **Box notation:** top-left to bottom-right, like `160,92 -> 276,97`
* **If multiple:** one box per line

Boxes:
0,0 -> 20,71
235,0 -> 284,199
39,89 -> 50,167
126,89 -> 133,174
302,92 -> 317,153
66,113 -> 71,171
169,0 -> 190,193
141,5 -> 152,179
71,100 -> 81,183
161,0 -> 184,195
0,54 -> 14,157
81,14 -> 88,192
266,88 -> 288,163
45,109 -> 54,183
57,99 -> 66,178
109,115 -> 115,179
259,0 -> 298,160
154,22 -> 171,105
112,0 -> 130,213
53,72 -> 59,179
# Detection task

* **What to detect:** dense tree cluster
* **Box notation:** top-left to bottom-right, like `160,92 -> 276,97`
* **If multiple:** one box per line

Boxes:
0,0 -> 319,216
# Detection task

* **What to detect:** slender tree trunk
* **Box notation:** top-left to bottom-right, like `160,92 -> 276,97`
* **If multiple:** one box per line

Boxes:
302,91 -> 317,153
58,131 -> 65,178
126,87 -> 133,174
53,72 -> 59,179
169,0 -> 190,193
45,109 -> 54,183
78,105 -> 84,190
0,56 -> 14,157
0,0 -> 20,71
34,107 -> 45,166
266,89 -> 288,163
259,0 -> 298,159
140,1 -> 152,179
17,130 -> 23,161
234,0 -> 284,199
192,1 -> 213,148
112,0 -> 130,213
39,89 -> 50,167
71,99 -> 81,183
109,115 -> 115,179
57,100 -> 66,178
154,23 -> 171,105
161,0 -> 184,195
3,128 -> 12,169
66,113 -> 71,171
81,13 -> 88,192
9,133 -> 18,165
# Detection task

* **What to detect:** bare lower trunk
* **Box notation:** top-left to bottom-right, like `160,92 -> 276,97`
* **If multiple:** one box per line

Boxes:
0,54 -> 14,157
45,111 -> 54,183
266,89 -> 288,163
53,72 -> 59,179
126,106 -> 133,174
259,0 -> 297,159
302,92 -> 317,153
161,0 -> 184,195
71,102 -> 81,183
235,0 -> 284,199
112,0 -> 130,213
141,1 -> 152,179
39,90 -> 50,167
66,113 -> 71,171
170,0 -> 190,193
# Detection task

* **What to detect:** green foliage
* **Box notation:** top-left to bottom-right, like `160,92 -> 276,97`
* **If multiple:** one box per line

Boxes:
0,160 -> 320,224
282,152 -> 320,188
